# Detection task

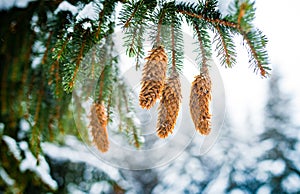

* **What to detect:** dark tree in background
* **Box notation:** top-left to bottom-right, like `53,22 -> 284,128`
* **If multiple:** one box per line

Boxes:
256,71 -> 300,194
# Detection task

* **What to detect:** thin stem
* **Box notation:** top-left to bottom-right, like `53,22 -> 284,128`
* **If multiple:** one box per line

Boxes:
106,91 -> 112,122
42,31 -> 53,65
50,35 -> 70,94
1,62 -> 9,114
124,0 -> 143,28
177,10 -> 238,29
237,2 -> 247,26
240,30 -> 266,77
96,5 -> 105,39
215,25 -> 232,67
120,84 -> 129,112
91,47 -> 96,79
171,21 -> 176,72
194,23 -> 208,73
156,8 -> 166,45
19,33 -> 35,109
129,26 -> 138,55
98,66 -> 106,102
70,38 -> 86,88
34,88 -> 43,125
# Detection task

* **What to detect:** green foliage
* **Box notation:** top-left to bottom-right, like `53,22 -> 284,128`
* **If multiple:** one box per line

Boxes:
193,21 -> 212,70
0,0 -> 270,192
213,25 -> 236,67
176,0 -> 269,75
119,0 -> 156,69
242,29 -> 270,75
112,81 -> 143,148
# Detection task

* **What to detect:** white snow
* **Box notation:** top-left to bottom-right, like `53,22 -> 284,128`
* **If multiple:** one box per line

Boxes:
31,40 -> 45,68
54,1 -> 78,16
2,136 -> 57,190
82,21 -> 92,30
20,119 -> 30,131
18,119 -> 31,139
282,173 -> 300,193
42,135 -> 121,181
126,112 -> 141,126
19,141 -> 58,190
0,0 -> 36,10
76,2 -> 98,21
257,185 -> 271,194
0,167 -> 15,186
90,181 -> 111,194
230,189 -> 246,194
2,135 -> 22,161
67,183 -> 86,194
67,26 -> 74,33
258,159 -> 286,176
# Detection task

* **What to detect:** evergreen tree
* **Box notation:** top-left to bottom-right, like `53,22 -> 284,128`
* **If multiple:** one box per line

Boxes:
256,71 -> 300,193
0,0 -> 270,193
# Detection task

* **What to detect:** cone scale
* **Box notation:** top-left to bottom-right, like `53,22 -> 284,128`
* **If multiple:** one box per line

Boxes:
139,46 -> 168,109
157,71 -> 182,138
90,102 -> 109,152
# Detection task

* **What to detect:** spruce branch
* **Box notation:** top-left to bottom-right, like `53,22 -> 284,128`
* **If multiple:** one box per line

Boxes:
171,18 -> 176,71
120,0 -> 152,69
177,0 -> 270,75
195,24 -> 207,70
169,6 -> 184,73
155,6 -> 167,45
30,86 -> 44,158
50,35 -> 70,70
128,26 -> 139,56
50,35 -> 70,95
96,9 -> 105,40
91,47 -> 96,79
19,34 -> 35,106
177,9 -> 237,29
70,38 -> 86,89
95,0 -> 117,40
240,29 -> 269,77
97,64 -> 106,103
213,25 -> 236,67
193,22 -> 211,71
0,0 -> 272,158
123,0 -> 144,28
117,82 -> 142,148
123,22 -> 145,69
237,2 -> 247,26
42,31 -> 53,65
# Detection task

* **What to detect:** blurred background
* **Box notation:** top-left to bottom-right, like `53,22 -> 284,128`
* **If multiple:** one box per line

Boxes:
1,0 -> 300,193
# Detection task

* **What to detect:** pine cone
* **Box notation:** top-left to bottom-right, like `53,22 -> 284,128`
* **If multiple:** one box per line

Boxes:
157,71 -> 182,138
90,102 -> 109,152
139,46 -> 168,109
189,72 -> 212,135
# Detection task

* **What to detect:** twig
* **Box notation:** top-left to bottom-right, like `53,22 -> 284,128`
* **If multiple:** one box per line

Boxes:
194,23 -> 208,72
177,10 -> 238,28
124,0 -> 143,28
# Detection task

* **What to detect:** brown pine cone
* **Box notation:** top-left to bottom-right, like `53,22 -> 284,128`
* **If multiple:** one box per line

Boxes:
139,46 -> 168,109
189,71 -> 212,135
157,71 -> 182,138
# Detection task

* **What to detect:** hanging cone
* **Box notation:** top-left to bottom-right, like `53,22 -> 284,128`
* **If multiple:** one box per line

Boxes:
90,102 -> 109,152
139,45 -> 168,109
157,71 -> 182,138
189,71 -> 212,135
